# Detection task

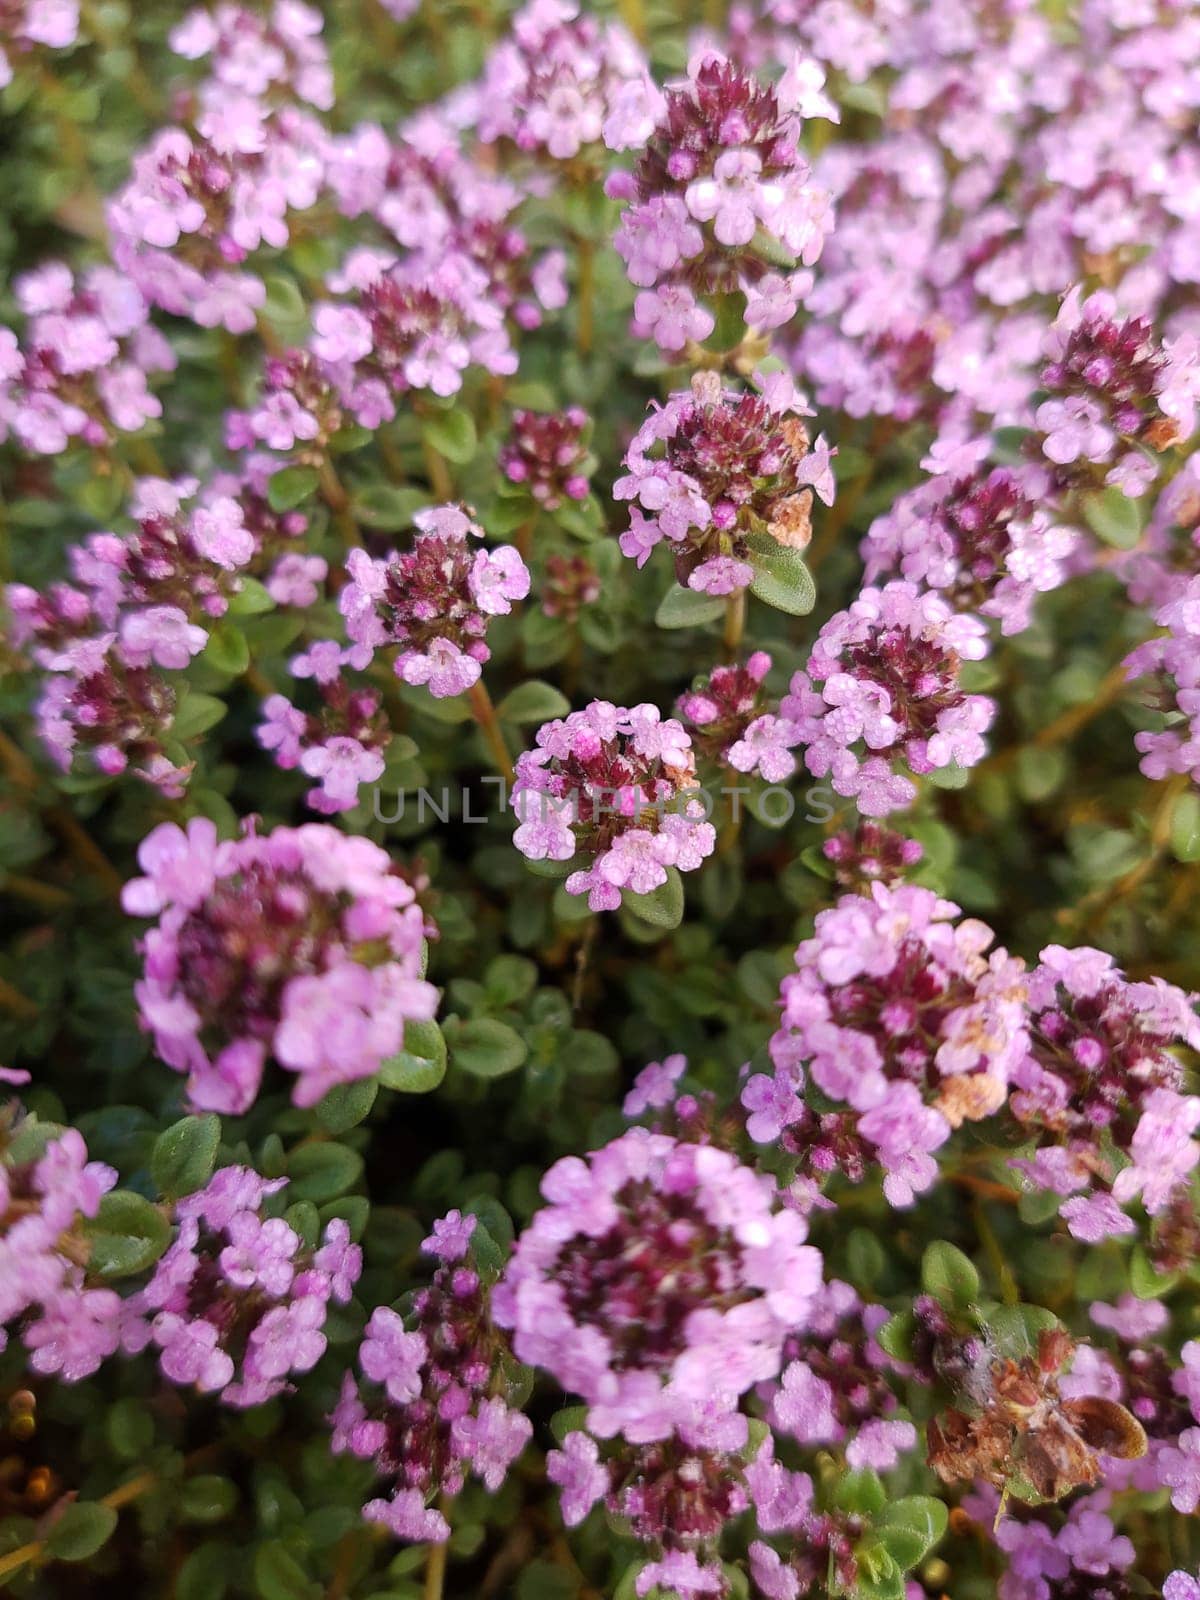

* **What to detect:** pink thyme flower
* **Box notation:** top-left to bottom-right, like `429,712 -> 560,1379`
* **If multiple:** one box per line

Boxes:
1126,576 -> 1200,789
784,581 -> 995,816
862,458 -> 1078,636
169,1 -> 334,110
478,0 -> 657,163
1035,286 -> 1199,492
339,504 -> 529,699
1008,945 -> 1200,1236
766,1278 -> 913,1470
746,882 -> 1027,1205
499,405 -> 594,511
257,640 -> 392,814
614,371 -> 834,595
678,652 -> 801,783
107,97 -> 328,333
821,821 -> 924,893
493,1128 -> 822,1437
510,700 -> 715,911
0,1111 -> 118,1378
311,252 -> 516,412
123,817 -> 437,1112
129,1166 -> 359,1407
0,262 -> 172,456
606,54 -> 832,350
330,1211 -> 529,1542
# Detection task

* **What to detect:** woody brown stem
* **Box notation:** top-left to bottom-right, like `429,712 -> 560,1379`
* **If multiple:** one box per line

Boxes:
421,437 -> 454,503
0,1470 -> 157,1584
466,681 -> 515,784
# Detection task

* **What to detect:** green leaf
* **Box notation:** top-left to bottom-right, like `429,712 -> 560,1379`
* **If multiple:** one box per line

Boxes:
152,1114 -> 220,1200
549,1405 -> 589,1445
177,1543 -> 233,1600
564,1029 -> 618,1078
286,1142 -> 363,1203
705,290 -> 748,352
990,426 -> 1031,465
988,1303 -> 1060,1357
876,1310 -> 915,1363
422,409 -> 477,465
285,1201 -> 320,1249
921,1240 -> 981,1307
1130,1244 -> 1180,1298
260,273 -> 308,334
47,1501 -> 119,1561
853,1543 -> 905,1600
202,620 -> 251,678
745,532 -> 816,616
929,761 -> 969,790
171,692 -> 228,742
1171,791 -> 1200,862
181,1476 -> 239,1525
226,578 -> 275,616
448,1018 -> 529,1079
516,1561 -> 577,1600
353,484 -> 429,531
1016,746 -> 1068,804
83,1189 -> 171,1277
380,1020 -> 448,1094
624,867 -> 685,930
484,955 -> 539,1006
314,1078 -> 379,1134
832,1468 -> 886,1516
396,681 -> 474,723
107,1398 -> 154,1461
524,852 -> 581,880
267,465 -> 321,513
497,681 -> 571,724
655,584 -> 725,630
253,1541 -> 320,1600
877,1497 -> 949,1569
1081,487 -> 1144,550
846,1227 -> 886,1289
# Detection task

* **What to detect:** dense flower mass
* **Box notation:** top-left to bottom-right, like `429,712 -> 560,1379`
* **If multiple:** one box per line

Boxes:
330,1210 -> 531,1541
677,650 -> 800,783
477,0 -> 654,161
1009,946 -> 1200,1240
0,1107 -> 120,1381
123,818 -> 437,1112
0,261 -> 174,455
748,883 -> 1028,1205
8,476 -> 261,792
1125,577 -> 1200,789
6,0 -> 1200,1595
605,51 -> 834,350
510,699 -> 716,909
1034,288 -> 1199,493
338,504 -> 530,698
861,453 -> 1077,636
257,640 -> 391,814
108,94 -> 329,334
615,371 -> 835,594
494,1129 -> 822,1438
499,405 -> 594,511
783,582 -> 995,815
128,1165 -> 360,1406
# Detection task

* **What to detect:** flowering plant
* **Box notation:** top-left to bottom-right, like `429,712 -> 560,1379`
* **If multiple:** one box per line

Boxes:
3,2 -> 1200,1598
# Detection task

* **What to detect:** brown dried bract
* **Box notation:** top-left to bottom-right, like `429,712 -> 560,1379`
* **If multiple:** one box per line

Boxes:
767,490 -> 814,550
927,1328 -> 1146,1503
